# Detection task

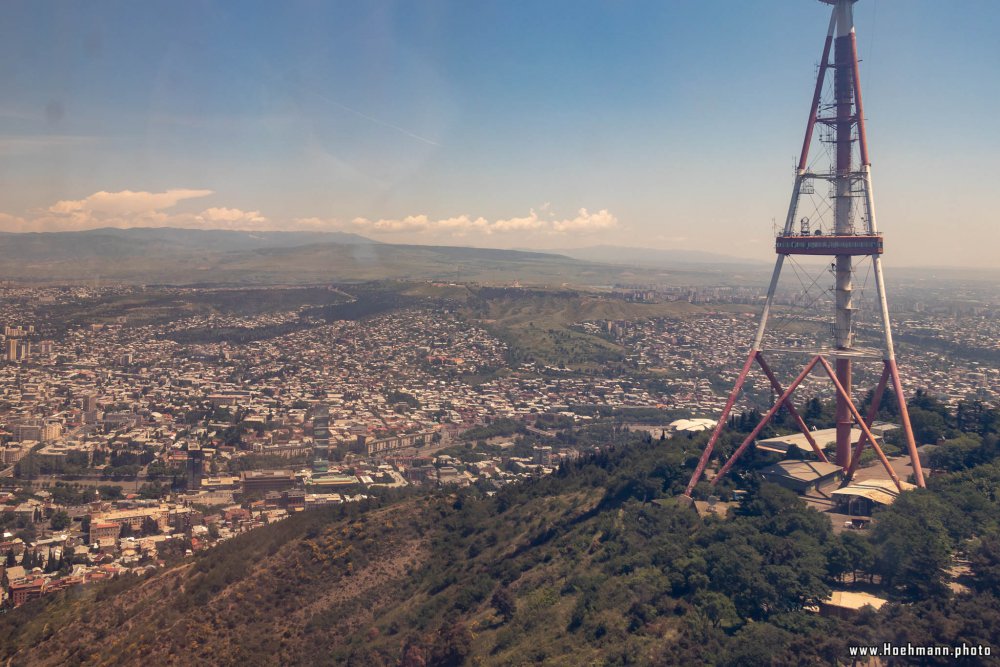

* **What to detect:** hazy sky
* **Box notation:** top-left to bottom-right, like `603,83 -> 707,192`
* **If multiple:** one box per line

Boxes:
0,1 -> 996,266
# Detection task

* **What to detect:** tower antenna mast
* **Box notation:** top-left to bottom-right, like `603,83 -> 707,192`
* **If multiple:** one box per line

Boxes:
684,0 -> 925,497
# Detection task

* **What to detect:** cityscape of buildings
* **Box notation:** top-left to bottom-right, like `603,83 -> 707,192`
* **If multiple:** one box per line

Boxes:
1,279 -> 999,608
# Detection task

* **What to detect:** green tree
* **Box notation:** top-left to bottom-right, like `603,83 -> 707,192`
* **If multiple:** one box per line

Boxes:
44,549 -> 58,573
490,586 -> 516,624
721,623 -> 792,667
399,635 -> 429,667
969,533 -> 1000,595
140,516 -> 161,536
145,461 -> 171,480
693,590 -> 739,629
841,531 -> 876,583
429,619 -> 473,667
50,510 -> 71,531
824,538 -> 853,582
97,485 -> 124,500
870,491 -> 953,599
138,482 -> 167,499
15,524 -> 37,544
929,433 -> 984,471
909,407 -> 948,444
60,547 -> 75,575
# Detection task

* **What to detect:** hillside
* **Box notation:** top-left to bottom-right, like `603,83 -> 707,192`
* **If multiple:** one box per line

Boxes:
556,245 -> 766,269
0,227 -> 771,287
5,419 -> 1000,666
0,227 -> 377,260
460,286 -> 757,371
0,228 -> 596,285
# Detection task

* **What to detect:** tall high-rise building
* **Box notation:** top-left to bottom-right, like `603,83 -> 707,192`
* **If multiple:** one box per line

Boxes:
312,403 -> 331,464
41,422 -> 63,443
82,393 -> 99,424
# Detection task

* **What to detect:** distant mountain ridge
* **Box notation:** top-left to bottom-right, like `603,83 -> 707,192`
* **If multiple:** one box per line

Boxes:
0,226 -> 378,260
0,227 -> 778,285
556,244 -> 766,267
0,227 -> 609,284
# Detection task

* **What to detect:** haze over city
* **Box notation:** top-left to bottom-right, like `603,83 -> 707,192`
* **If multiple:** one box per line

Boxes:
1,0 -> 998,266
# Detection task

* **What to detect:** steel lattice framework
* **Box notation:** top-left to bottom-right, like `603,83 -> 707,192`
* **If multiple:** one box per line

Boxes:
684,0 -> 925,497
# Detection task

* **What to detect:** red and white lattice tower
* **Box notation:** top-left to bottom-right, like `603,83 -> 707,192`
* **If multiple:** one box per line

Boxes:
684,0 -> 925,497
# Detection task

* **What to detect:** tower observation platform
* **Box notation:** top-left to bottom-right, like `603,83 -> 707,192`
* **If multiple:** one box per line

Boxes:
775,233 -> 883,256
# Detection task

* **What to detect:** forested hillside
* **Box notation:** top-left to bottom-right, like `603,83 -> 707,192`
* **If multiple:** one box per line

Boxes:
3,407 -> 1000,666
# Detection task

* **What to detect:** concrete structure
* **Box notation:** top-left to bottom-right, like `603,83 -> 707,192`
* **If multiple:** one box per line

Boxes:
2,565 -> 26,588
9,578 -> 44,607
199,476 -> 240,491
89,506 -> 170,533
756,423 -> 896,457
312,403 -> 330,462
241,470 -> 296,495
532,445 -> 553,465
89,521 -> 121,548
760,460 -> 843,494
692,496 -> 735,519
669,418 -> 717,434
356,430 -> 434,456
0,443 -> 27,465
819,591 -> 887,619
304,474 -> 358,493
831,479 -> 915,516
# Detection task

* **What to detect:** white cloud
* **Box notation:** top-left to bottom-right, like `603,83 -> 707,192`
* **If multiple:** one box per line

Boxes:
351,207 -> 619,238
492,210 -> 547,233
0,192 -> 619,245
196,207 -> 268,225
5,188 -> 275,232
552,208 -> 618,232
48,189 -> 213,215
352,214 -> 433,233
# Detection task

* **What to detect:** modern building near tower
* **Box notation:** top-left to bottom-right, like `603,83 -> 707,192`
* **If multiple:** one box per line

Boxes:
759,460 -> 843,494
241,470 -> 296,495
755,423 -> 897,458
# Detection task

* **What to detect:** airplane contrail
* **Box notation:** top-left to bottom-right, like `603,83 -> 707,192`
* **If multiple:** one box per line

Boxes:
308,89 -> 440,147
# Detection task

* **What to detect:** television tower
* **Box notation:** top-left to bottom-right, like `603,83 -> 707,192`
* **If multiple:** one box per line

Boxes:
684,0 -> 926,497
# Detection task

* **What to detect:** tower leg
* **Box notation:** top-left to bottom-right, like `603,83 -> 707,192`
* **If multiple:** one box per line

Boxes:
889,359 -> 927,487
683,350 -> 756,497
755,353 -> 829,462
843,362 -> 891,483
712,356 -> 822,485
817,356 -> 901,491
